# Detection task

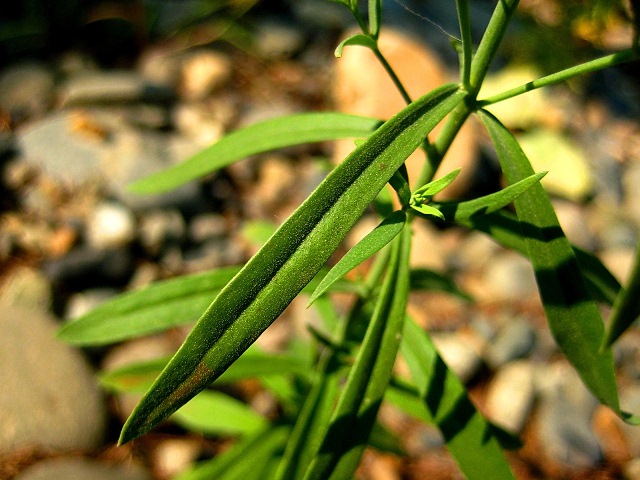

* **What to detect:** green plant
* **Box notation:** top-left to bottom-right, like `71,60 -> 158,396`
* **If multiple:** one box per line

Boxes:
59,1 -> 640,478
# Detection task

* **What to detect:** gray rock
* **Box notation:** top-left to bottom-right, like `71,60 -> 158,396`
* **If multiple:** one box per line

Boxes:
535,363 -> 602,469
59,71 -> 173,106
553,200 -> 597,251
17,112 -> 106,186
188,213 -> 228,244
484,317 -> 536,370
481,252 -> 538,302
0,306 -> 106,452
0,62 -> 55,118
14,457 -> 150,480
44,247 -> 134,288
485,361 -> 535,434
65,288 -> 118,320
255,19 -> 306,59
86,202 -> 137,250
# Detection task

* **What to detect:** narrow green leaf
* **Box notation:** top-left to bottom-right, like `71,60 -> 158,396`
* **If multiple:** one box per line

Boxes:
432,171 -> 547,221
58,266 -> 241,346
173,390 -> 267,436
368,422 -> 405,456
410,203 -> 445,219
603,240 -> 640,346
478,109 -> 634,422
412,168 -> 461,199
175,425 -> 289,480
304,228 -> 411,479
129,113 -> 382,194
100,349 -> 312,394
335,33 -> 377,58
401,316 -> 516,480
368,0 -> 382,38
388,164 -> 411,206
119,84 -> 465,444
308,210 -> 406,306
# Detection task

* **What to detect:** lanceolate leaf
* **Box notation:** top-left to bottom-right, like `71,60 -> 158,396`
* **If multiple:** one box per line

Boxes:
129,113 -> 382,194
478,109 -> 634,421
58,266 -> 241,345
400,316 -> 516,480
119,84 -> 465,444
308,210 -> 406,305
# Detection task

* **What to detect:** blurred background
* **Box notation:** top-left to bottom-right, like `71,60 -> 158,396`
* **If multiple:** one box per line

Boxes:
1,1 -> 640,479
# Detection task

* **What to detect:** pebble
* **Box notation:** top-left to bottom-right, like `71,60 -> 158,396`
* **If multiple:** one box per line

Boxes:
59,71 -> 173,106
43,246 -> 134,288
138,209 -> 186,256
553,200 -> 597,251
431,332 -> 484,384
600,246 -> 637,284
179,50 -> 232,101
484,360 -> 535,434
172,102 -> 226,147
0,62 -> 55,119
480,252 -> 538,303
152,438 -> 202,479
0,266 -> 51,312
535,363 -> 602,469
86,202 -> 137,250
0,305 -> 106,452
483,317 -> 536,370
188,213 -> 228,244
64,288 -> 118,319
14,457 -> 150,480
254,19 -> 306,59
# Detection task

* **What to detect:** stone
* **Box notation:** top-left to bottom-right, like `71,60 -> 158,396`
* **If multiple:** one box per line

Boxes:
0,306 -> 106,452
535,363 -> 602,469
517,129 -> 593,202
43,247 -> 134,288
138,209 -> 186,256
152,438 -> 202,479
485,361 -> 535,434
619,385 -> 640,457
333,28 -> 478,199
59,71 -> 173,106
553,200 -> 597,252
179,50 -> 232,101
255,19 -> 306,59
64,288 -> 117,320
600,247 -> 636,285
484,317 -> 537,370
14,457 -> 150,480
480,252 -> 538,303
432,332 -> 483,383
0,266 -> 51,312
188,213 -> 228,244
86,202 -> 137,250
0,62 -> 55,119
623,160 -> 640,226
172,102 -> 226,147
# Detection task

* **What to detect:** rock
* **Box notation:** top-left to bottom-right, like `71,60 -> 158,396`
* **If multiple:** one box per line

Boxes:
619,385 -> 640,457
17,112 -> 107,187
517,129 -> 593,202
255,19 -> 306,59
0,266 -> 51,312
535,363 -> 602,469
139,209 -> 186,256
333,28 -> 478,199
86,202 -> 137,250
179,50 -> 232,101
172,102 -> 226,147
65,288 -> 118,320
480,252 -> 538,303
485,361 -> 535,434
188,213 -> 228,244
553,200 -> 597,252
600,247 -> 636,284
43,247 -> 134,288
138,47 -> 183,87
432,332 -> 484,384
14,457 -> 150,480
0,62 -> 55,119
624,458 -> 640,480
484,317 -> 536,370
59,71 -> 173,106
0,305 -> 106,452
449,231 -> 502,272
623,160 -> 640,226
152,438 -> 202,479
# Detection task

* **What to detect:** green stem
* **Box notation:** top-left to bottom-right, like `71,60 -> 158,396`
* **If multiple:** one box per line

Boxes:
455,0 -> 473,90
478,48 -> 639,106
468,0 -> 520,96
373,47 -> 413,105
414,101 -> 473,189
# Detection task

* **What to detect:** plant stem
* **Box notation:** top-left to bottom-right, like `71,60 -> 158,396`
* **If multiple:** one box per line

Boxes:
373,47 -> 413,104
477,48 -> 639,106
414,101 -> 472,189
468,0 -> 520,96
455,0 -> 473,90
